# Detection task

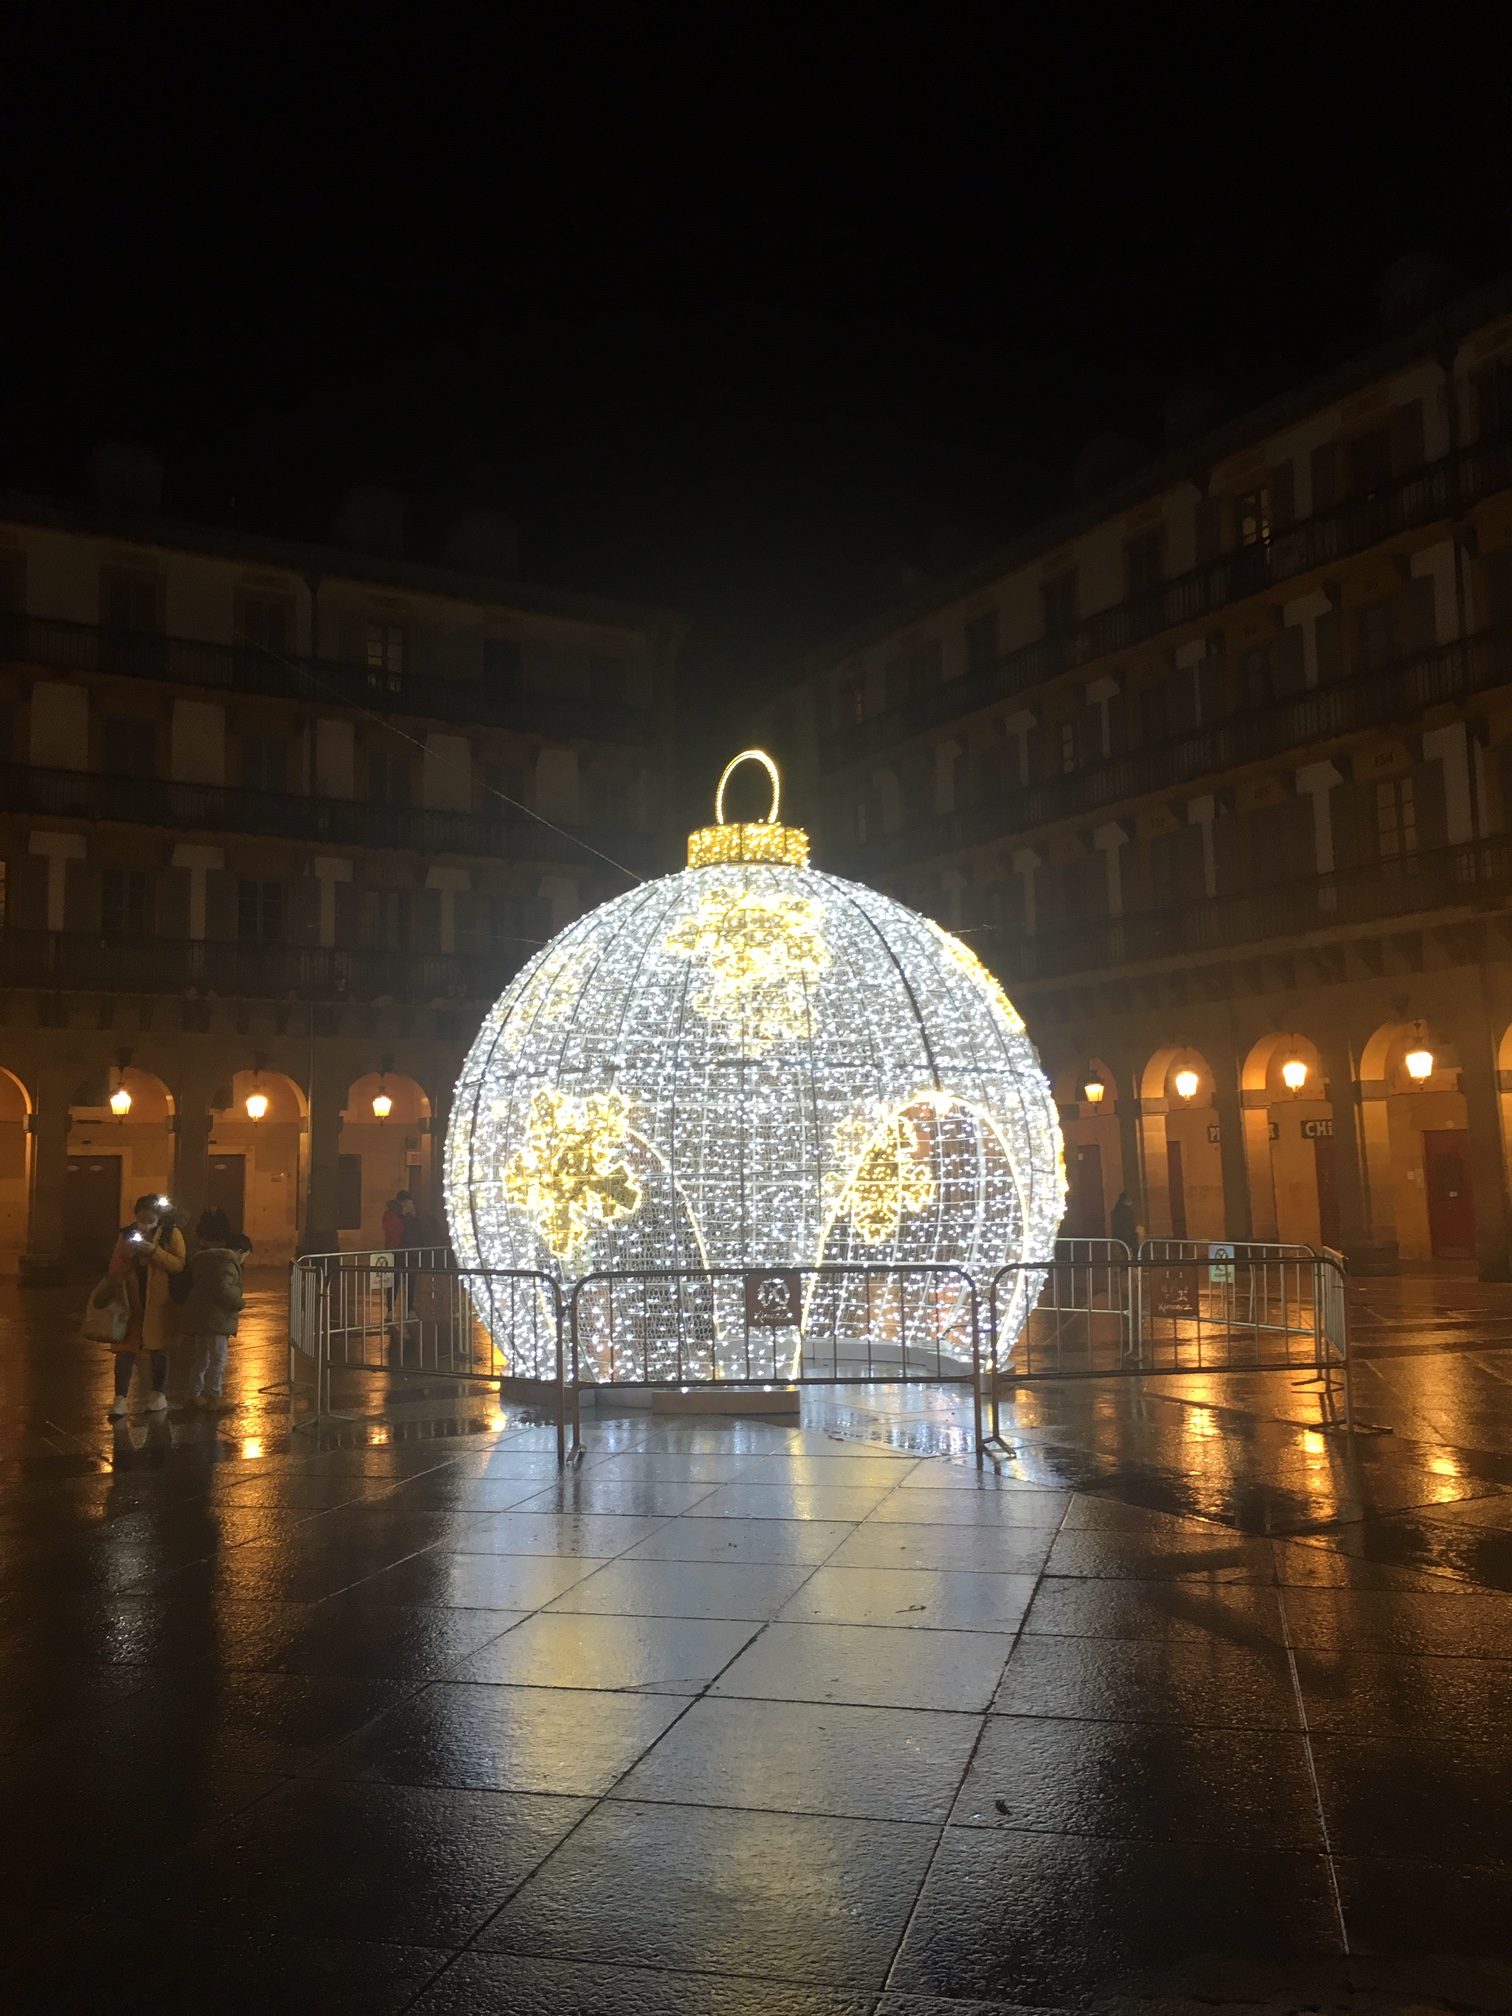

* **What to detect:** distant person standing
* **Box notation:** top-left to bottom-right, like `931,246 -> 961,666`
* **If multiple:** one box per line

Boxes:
397,1189 -> 422,1315
105,1194 -> 187,1417
180,1208 -> 246,1410
1110,1190 -> 1140,1254
381,1194 -> 406,1315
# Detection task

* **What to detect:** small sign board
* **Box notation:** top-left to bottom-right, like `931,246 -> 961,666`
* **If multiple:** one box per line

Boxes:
1208,1240 -> 1235,1285
744,1269 -> 802,1328
1302,1117 -> 1334,1140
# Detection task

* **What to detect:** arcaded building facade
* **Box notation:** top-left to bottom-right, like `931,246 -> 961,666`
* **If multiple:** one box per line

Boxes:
0,482 -> 680,1274
756,281 -> 1512,1275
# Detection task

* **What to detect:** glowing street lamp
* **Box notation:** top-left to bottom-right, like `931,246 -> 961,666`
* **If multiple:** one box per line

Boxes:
244,1082 -> 270,1121
108,1079 -> 133,1118
1173,1067 -> 1200,1102
1082,1071 -> 1106,1106
1281,1055 -> 1309,1094
372,1081 -> 393,1121
1404,1040 -> 1434,1083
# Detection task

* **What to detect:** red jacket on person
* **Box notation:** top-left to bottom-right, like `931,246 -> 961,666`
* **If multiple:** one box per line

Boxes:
381,1205 -> 405,1250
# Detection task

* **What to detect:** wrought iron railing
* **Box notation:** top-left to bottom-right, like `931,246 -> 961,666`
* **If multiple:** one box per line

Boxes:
0,928 -> 521,1002
850,627 -> 1512,874
0,760 -> 643,866
984,835 -> 1512,984
822,429 -> 1512,769
0,609 -> 656,744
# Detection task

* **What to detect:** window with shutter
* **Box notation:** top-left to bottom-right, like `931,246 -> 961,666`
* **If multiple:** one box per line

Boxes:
1235,488 -> 1271,548
101,570 -> 163,634
1240,646 -> 1271,711
1310,443 -> 1336,513
1041,571 -> 1077,635
102,868 -> 148,937
1390,401 -> 1425,475
239,734 -> 289,794
1140,678 -> 1169,744
1124,531 -> 1162,597
1269,461 -> 1296,530
964,611 -> 999,677
104,715 -> 156,778
1348,427 -> 1391,496
364,620 -> 406,691
366,749 -> 412,805
0,548 -> 25,613
1356,600 -> 1398,673
1475,361 -> 1512,440
237,879 -> 286,942
1375,777 -> 1418,869
359,889 -> 412,948
235,593 -> 293,657
483,637 -> 522,691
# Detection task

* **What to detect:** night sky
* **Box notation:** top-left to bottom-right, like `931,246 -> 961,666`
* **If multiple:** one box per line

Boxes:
8,10 -> 1512,749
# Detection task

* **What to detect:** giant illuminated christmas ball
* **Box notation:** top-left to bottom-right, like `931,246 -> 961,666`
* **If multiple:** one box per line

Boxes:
445,752 -> 1066,1379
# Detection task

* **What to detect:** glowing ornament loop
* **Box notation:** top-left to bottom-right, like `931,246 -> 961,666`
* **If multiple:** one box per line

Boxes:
714,747 -> 782,827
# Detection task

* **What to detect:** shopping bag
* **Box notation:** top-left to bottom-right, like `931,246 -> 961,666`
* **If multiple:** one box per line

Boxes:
81,1277 -> 130,1345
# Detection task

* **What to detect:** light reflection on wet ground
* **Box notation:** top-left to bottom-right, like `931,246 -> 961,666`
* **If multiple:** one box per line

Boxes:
2,1273 -> 1511,2011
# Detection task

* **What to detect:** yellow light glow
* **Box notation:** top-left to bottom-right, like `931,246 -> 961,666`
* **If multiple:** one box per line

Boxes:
714,747 -> 782,826
502,1087 -> 641,1263
240,1437 -> 264,1460
1405,1046 -> 1434,1082
1173,1067 -> 1200,1101
687,820 -> 810,869
1281,1056 -> 1308,1093
371,1089 -> 393,1120
665,882 -> 831,1052
487,1410 -> 510,1434
838,1109 -> 937,1245
109,1084 -> 133,1117
244,1089 -> 270,1120
368,1425 -> 391,1446
1082,1075 -> 1105,1105
926,920 -> 1027,1033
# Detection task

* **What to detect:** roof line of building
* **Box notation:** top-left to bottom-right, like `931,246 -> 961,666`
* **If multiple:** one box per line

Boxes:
782,269 -> 1512,686
0,489 -> 686,641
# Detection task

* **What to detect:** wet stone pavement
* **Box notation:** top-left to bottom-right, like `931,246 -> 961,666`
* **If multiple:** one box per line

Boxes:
2,1277 -> 1511,2014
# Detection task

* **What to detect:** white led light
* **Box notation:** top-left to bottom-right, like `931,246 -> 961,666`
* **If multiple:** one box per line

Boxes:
445,759 -> 1066,1380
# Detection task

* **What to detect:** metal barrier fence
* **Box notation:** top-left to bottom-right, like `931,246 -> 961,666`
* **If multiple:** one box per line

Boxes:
567,1262 -> 982,1455
287,1250 -> 566,1456
986,1247 -> 1351,1447
284,1240 -> 1349,1466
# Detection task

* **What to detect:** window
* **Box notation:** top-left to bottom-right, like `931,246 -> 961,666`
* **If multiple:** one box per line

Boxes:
1148,832 -> 1179,911
1376,777 -> 1418,866
236,594 -> 292,657
1235,487 -> 1271,548
101,570 -> 162,634
359,889 -> 412,948
237,879 -> 285,942
1041,570 -> 1077,634
104,714 -> 155,778
480,760 -> 527,810
455,891 -> 501,957
1058,722 -> 1078,774
964,610 -> 999,678
1240,646 -> 1271,711
589,657 -> 626,704
1140,679 -> 1169,743
838,678 -> 865,728
484,637 -> 523,690
1356,599 -> 1398,673
1475,360 -> 1512,439
239,734 -> 288,795
101,868 -> 148,938
1348,428 -> 1391,496
366,748 -> 412,805
1124,530 -> 1162,598
365,619 -> 407,686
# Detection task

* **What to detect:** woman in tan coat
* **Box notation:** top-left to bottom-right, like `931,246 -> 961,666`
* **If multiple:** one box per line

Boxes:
105,1194 -> 187,1416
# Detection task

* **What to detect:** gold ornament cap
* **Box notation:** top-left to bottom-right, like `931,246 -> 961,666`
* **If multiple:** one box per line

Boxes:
688,748 -> 810,868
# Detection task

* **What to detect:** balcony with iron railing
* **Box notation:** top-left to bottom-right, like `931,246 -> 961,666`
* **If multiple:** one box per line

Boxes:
0,610 -> 658,744
842,625 -> 1512,876
0,928 -> 522,1003
821,428 -> 1512,770
0,761 -> 652,868
980,835 -> 1512,988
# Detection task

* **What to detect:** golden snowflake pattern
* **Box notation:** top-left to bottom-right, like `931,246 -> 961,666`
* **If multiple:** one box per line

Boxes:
664,882 -> 831,1052
829,1104 -> 938,1245
502,1088 -> 641,1264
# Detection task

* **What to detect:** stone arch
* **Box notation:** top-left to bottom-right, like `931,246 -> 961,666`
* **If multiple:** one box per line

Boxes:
1134,1043 -> 1224,1241
1053,1056 -> 1122,1237
0,1066 -> 34,1263
1239,1033 -> 1332,1245
1359,1018 -> 1470,1263
65,1065 -> 177,1271
339,1070 -> 436,1250
205,1068 -> 311,1259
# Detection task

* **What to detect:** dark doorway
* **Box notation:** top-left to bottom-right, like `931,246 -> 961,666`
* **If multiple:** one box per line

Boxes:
1066,1142 -> 1105,1237
205,1152 -> 246,1232
1166,1138 -> 1188,1240
1313,1134 -> 1341,1250
64,1154 -> 122,1275
1423,1128 -> 1476,1259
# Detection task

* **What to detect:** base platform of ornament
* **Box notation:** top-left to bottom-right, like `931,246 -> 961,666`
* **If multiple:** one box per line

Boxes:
579,1383 -> 803,1417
